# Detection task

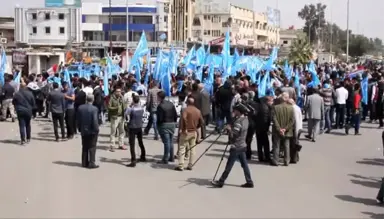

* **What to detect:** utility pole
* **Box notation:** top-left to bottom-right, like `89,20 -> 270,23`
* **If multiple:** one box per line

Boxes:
346,0 -> 350,62
109,0 -> 112,57
126,0 -> 129,70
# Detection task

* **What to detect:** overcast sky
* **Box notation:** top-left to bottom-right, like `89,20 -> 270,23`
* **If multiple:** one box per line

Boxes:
2,0 -> 384,39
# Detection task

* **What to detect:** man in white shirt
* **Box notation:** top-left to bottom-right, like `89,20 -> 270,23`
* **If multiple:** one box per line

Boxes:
82,81 -> 94,96
123,83 -> 138,108
335,81 -> 349,129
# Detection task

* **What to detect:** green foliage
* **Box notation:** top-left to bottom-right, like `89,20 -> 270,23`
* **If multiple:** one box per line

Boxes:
288,37 -> 313,64
298,3 -> 327,44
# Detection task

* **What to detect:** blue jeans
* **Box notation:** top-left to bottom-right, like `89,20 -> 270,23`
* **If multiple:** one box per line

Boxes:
219,148 -> 253,184
324,106 -> 331,131
218,109 -> 232,131
144,111 -> 158,138
352,113 -> 361,133
160,132 -> 174,162
17,112 -> 31,142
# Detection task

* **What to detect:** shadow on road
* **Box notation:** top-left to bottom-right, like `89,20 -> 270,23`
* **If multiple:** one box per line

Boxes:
0,139 -> 21,146
150,162 -> 175,170
52,161 -> 82,167
181,177 -> 240,189
99,157 -> 127,166
356,158 -> 384,166
349,174 -> 381,189
362,211 -> 384,219
335,195 -> 379,207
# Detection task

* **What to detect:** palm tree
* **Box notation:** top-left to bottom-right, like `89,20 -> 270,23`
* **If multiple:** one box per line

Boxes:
288,37 -> 313,64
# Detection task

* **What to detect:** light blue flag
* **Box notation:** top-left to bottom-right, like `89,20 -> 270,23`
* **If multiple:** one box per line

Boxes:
361,75 -> 368,105
294,68 -> 301,97
204,44 -> 211,65
129,31 -> 149,80
258,71 -> 270,98
182,45 -> 195,66
284,60 -> 291,80
64,68 -> 71,88
153,50 -> 163,81
308,60 -> 320,87
221,30 -> 231,80
144,50 -> 151,85
0,48 -> 7,86
264,47 -> 278,72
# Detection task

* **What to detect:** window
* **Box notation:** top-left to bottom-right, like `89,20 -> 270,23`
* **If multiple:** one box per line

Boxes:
212,30 -> 221,37
32,26 -> 37,34
32,13 -> 37,20
45,27 -> 50,34
58,13 -> 64,20
283,40 -> 288,44
204,30 -> 210,35
45,13 -> 50,20
212,16 -> 221,23
164,16 -> 168,23
59,27 -> 65,34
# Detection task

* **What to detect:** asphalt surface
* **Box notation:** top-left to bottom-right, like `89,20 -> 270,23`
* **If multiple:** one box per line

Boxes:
0,118 -> 383,218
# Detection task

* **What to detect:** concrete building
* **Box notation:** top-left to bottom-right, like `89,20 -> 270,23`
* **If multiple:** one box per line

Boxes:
279,28 -> 306,57
14,7 -> 82,47
170,0 -> 195,48
0,17 -> 16,48
81,0 -> 172,56
191,1 -> 279,50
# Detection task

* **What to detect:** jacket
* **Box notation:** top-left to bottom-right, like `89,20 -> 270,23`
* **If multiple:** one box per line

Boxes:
77,104 -> 99,136
47,89 -> 66,114
12,88 -> 36,116
93,86 -> 104,111
146,87 -> 161,112
229,116 -> 248,150
156,100 -> 178,126
125,104 -> 144,129
108,94 -> 124,118
305,93 -> 324,120
272,103 -> 295,137
180,105 -> 204,133
255,100 -> 271,132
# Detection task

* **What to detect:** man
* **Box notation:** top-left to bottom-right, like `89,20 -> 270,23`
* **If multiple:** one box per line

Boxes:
175,97 -> 204,171
335,81 -> 349,129
346,83 -> 362,135
125,94 -> 146,167
77,94 -> 99,169
144,81 -> 161,140
123,83 -> 138,108
288,98 -> 302,164
82,80 -> 94,96
198,83 -> 210,139
211,103 -> 254,188
13,80 -> 36,145
108,87 -> 126,152
270,92 -> 295,166
157,90 -> 178,164
254,96 -> 273,162
280,78 -> 296,100
305,88 -> 324,142
47,82 -> 66,141
1,75 -> 16,122
62,82 -> 75,139
93,80 -> 105,124
320,82 -> 334,133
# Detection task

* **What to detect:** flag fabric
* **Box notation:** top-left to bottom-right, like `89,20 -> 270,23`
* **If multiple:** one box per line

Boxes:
47,64 -> 58,75
129,31 -> 149,81
0,47 -> 7,86
361,75 -> 368,104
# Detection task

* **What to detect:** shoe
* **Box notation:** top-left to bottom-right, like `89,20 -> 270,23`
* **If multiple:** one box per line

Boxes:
184,157 -> 189,161
174,167 -> 183,171
118,146 -> 127,150
67,135 -> 74,140
283,162 -> 289,166
109,147 -> 115,152
55,138 -> 59,142
311,139 -> 316,142
138,157 -> 147,162
211,180 -> 224,188
377,197 -> 384,204
20,140 -> 26,146
26,139 -> 30,144
11,118 -> 15,122
304,135 -> 311,139
88,164 -> 99,169
126,162 -> 136,167
240,183 -> 254,188
325,130 -> 331,134
355,132 -> 361,136
154,136 -> 159,141
157,160 -> 168,165
186,166 -> 193,171
174,155 -> 179,159
270,161 -> 279,166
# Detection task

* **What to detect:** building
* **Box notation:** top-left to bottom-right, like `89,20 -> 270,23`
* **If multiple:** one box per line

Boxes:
14,7 -> 82,47
191,1 -> 279,51
170,0 -> 195,48
0,17 -> 15,48
279,28 -> 306,57
81,0 -> 172,57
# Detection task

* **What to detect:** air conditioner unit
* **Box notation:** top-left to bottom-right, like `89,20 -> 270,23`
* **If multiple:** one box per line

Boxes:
0,38 -> 7,44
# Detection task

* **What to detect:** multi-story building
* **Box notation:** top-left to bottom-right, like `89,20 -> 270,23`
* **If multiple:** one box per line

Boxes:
14,7 -> 82,47
192,1 -> 279,51
170,0 -> 195,48
0,17 -> 15,48
81,0 -> 171,56
279,28 -> 306,57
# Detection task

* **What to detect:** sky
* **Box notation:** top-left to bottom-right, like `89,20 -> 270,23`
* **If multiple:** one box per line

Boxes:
2,0 -> 384,40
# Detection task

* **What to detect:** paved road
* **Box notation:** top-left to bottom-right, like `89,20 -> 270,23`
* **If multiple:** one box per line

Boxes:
0,118 -> 382,218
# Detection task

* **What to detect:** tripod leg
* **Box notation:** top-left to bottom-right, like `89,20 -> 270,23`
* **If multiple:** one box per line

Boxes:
212,143 -> 230,181
180,132 -> 217,157
191,134 -> 222,167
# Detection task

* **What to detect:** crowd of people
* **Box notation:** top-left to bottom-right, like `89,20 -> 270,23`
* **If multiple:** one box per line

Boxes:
0,61 -> 383,196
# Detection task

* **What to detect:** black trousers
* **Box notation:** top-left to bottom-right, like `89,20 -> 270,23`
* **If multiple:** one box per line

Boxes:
65,108 -> 75,138
335,104 -> 346,128
128,128 -> 146,162
245,124 -> 255,159
45,101 -> 50,117
36,99 -> 44,116
201,114 -> 210,139
346,102 -> 353,125
81,134 -> 98,167
256,130 -> 270,161
52,112 -> 65,139
376,101 -> 384,127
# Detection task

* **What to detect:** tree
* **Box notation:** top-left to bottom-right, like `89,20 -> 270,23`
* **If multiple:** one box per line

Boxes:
298,3 -> 327,44
288,37 -> 313,64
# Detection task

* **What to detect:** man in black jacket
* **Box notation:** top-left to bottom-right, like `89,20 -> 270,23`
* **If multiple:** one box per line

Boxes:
13,82 -> 36,145
198,83 -> 210,139
77,94 -> 99,169
47,82 -> 66,141
93,80 -> 105,125
215,80 -> 233,132
156,90 -> 178,164
255,96 -> 273,162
